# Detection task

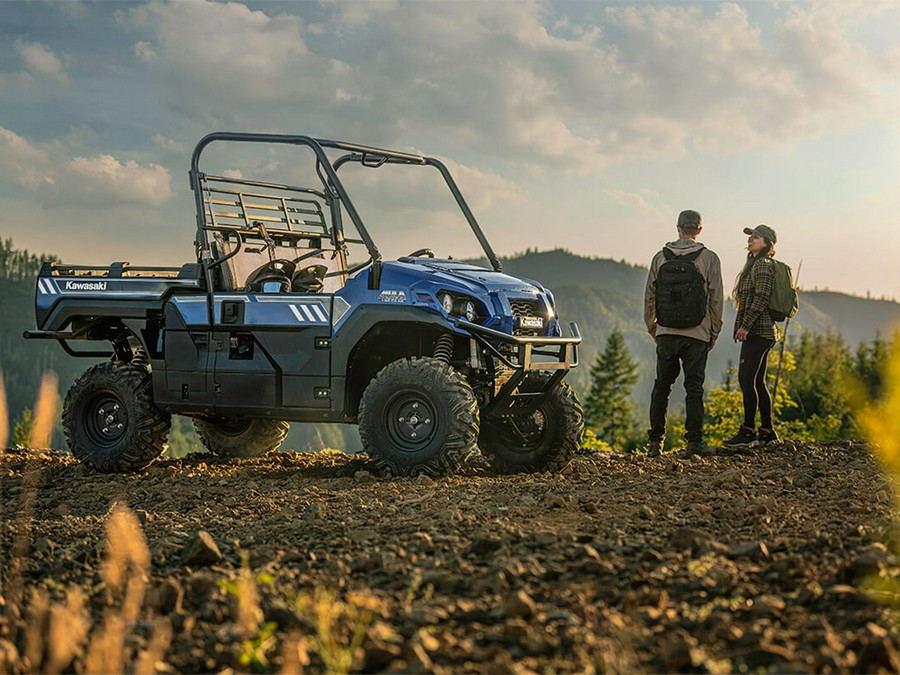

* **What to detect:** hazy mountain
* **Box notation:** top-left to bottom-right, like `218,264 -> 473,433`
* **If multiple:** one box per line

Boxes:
3,247 -> 897,446
478,249 -> 900,403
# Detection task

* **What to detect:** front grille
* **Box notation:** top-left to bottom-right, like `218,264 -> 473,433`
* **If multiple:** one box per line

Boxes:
509,299 -> 544,336
509,300 -> 539,318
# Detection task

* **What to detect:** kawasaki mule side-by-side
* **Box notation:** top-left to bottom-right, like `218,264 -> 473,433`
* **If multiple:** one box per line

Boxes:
25,133 -> 584,476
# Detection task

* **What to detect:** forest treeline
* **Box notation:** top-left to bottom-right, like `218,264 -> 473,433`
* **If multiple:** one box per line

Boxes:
583,326 -> 896,452
0,238 -> 896,455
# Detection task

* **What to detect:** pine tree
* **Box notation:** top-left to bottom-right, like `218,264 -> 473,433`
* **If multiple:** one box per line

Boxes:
584,328 -> 639,449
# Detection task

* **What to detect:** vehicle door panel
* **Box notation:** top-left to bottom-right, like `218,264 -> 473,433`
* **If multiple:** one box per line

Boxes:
211,293 -> 332,413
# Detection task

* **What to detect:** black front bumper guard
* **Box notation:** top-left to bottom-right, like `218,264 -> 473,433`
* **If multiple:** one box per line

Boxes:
453,318 -> 581,418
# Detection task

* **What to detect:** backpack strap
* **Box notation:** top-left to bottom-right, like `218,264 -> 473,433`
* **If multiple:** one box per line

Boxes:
662,247 -> 704,263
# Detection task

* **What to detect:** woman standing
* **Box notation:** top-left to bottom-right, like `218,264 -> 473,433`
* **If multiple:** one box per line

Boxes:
724,224 -> 780,447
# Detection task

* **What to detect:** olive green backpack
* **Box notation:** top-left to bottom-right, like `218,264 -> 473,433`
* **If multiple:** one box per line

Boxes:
754,259 -> 798,322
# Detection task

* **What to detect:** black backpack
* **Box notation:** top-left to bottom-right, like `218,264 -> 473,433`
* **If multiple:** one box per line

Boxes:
654,248 -> 707,329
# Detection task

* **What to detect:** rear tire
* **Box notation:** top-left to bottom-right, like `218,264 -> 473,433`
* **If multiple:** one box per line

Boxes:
62,362 -> 170,473
479,379 -> 583,474
192,417 -> 289,458
359,357 -> 479,477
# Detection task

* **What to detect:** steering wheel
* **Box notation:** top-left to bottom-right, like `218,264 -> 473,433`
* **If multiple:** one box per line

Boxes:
406,248 -> 435,258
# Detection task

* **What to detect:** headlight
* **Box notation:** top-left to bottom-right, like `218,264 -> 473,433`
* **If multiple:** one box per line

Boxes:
438,292 -> 454,314
437,291 -> 480,321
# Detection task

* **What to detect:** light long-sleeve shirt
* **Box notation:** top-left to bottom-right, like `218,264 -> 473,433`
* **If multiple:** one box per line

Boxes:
644,238 -> 724,344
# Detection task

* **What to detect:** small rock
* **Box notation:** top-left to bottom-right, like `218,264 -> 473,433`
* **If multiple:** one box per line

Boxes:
180,531 -> 222,567
750,594 -> 786,616
363,644 -> 402,672
56,503 -> 71,517
0,639 -> 19,668
146,578 -> 183,615
857,638 -> 900,673
468,535 -> 503,555
414,474 -> 434,486
639,504 -> 655,519
546,495 -> 566,508
670,527 -> 725,555
728,541 -> 769,561
867,622 -> 889,639
303,502 -> 325,521
504,590 -> 537,618
355,470 -> 376,483
264,605 -> 301,629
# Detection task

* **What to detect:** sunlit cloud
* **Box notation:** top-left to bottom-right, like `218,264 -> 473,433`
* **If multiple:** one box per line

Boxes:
14,40 -> 70,87
0,126 -> 173,205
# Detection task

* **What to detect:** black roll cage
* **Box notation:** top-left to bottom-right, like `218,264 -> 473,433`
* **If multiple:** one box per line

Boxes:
189,132 -> 503,293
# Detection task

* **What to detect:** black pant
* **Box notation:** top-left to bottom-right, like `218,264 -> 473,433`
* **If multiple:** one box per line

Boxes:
648,335 -> 709,443
739,334 -> 776,428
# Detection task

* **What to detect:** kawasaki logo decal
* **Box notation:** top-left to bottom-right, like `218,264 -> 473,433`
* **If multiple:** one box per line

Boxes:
64,280 -> 108,291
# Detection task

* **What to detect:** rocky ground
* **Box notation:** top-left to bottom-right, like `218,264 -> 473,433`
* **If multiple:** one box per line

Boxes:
1,441 -> 900,673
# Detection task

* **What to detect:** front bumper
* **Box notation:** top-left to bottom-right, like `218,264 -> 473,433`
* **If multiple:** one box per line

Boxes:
453,318 -> 581,417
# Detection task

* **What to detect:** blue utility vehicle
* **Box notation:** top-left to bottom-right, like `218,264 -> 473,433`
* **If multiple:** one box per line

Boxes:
26,133 -> 583,476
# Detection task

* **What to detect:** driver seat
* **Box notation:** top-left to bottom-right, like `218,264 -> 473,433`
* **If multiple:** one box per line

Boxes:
211,233 -> 348,293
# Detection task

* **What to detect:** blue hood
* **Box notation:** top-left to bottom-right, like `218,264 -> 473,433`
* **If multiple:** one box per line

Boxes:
391,259 -> 543,295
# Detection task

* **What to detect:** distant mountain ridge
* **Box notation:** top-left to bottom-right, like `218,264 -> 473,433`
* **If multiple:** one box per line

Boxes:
482,248 -> 900,346
3,248 -> 896,442
469,249 -> 900,401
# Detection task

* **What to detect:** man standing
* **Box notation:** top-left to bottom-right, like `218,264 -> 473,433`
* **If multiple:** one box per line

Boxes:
643,210 -> 723,456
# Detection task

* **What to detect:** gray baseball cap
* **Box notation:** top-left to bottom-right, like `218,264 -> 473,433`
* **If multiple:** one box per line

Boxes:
743,224 -> 777,244
677,210 -> 702,228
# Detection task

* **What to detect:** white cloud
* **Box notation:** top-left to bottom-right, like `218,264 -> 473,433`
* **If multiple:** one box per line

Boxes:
604,188 -> 664,218
133,41 -> 156,62
0,126 -> 173,206
121,1 -> 898,172
124,1 -> 353,105
14,40 -> 70,87
152,134 -> 183,152
0,126 -> 54,188
68,155 -> 173,205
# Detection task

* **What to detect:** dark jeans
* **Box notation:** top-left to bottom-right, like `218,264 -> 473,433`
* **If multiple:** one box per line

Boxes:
739,334 -> 776,429
648,335 -> 709,443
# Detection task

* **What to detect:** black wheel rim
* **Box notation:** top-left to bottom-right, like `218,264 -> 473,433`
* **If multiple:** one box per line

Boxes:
84,393 -> 128,448
384,391 -> 437,452
214,418 -> 252,436
494,408 -> 549,455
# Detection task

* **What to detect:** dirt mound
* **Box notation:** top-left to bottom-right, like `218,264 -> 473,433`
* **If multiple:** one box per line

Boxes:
1,442 -> 899,673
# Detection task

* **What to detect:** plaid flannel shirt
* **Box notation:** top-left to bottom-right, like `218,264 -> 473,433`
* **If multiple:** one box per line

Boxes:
734,257 -> 777,341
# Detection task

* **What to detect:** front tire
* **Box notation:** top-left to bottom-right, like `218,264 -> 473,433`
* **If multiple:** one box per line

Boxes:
358,357 -> 479,477
192,418 -> 289,458
479,379 -> 583,474
62,362 -> 170,473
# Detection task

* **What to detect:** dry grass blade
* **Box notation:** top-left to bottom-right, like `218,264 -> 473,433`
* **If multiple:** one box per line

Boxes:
133,618 -> 173,675
279,632 -> 311,674
23,589 -> 49,672
0,369 -> 8,451
45,588 -> 90,674
6,373 -> 58,612
85,504 -> 153,674
28,371 -> 58,450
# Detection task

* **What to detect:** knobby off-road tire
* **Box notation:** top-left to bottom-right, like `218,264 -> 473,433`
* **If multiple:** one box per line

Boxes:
62,361 -> 170,473
359,357 -> 479,477
479,379 -> 584,474
192,418 -> 289,458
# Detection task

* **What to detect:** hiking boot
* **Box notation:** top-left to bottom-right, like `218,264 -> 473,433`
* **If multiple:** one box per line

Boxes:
685,440 -> 714,457
757,427 -> 780,446
646,439 -> 664,457
723,426 -> 756,447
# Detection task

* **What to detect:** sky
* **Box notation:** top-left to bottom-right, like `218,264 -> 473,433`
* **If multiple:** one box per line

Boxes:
1,0 -> 898,299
